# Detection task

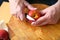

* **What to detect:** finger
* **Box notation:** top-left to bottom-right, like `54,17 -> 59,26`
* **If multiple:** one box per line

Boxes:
19,13 -> 25,21
16,5 -> 25,20
31,15 -> 47,26
39,21 -> 48,26
19,6 -> 25,21
24,1 -> 37,10
16,12 -> 19,18
40,9 -> 47,15
17,10 -> 25,21
32,21 -> 48,26
12,13 -> 17,17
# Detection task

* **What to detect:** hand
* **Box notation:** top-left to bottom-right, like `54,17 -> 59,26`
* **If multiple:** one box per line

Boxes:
9,0 -> 26,20
31,3 -> 60,26
9,0 -> 36,20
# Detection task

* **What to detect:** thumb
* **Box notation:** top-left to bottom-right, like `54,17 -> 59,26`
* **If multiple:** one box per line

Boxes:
27,5 -> 37,10
40,9 -> 47,15
31,15 -> 47,26
24,1 -> 37,10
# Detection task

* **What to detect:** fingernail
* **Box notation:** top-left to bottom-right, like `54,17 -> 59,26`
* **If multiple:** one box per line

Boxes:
21,18 -> 23,21
31,22 -> 35,25
34,8 -> 37,9
19,17 -> 23,21
21,19 -> 23,21
33,8 -> 37,10
19,15 -> 24,21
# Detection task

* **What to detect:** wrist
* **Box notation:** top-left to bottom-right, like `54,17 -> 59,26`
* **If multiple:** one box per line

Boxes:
53,0 -> 60,10
52,0 -> 60,18
55,0 -> 60,7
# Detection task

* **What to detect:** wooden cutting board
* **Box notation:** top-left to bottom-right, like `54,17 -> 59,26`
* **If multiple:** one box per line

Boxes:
0,2 -> 11,23
0,2 -> 60,40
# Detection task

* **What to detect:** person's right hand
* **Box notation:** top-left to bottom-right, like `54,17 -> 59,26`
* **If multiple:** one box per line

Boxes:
9,0 -> 37,21
31,2 -> 60,26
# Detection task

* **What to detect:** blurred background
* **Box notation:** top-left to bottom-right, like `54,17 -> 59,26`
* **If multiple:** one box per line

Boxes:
0,0 -> 8,6
0,0 -> 57,6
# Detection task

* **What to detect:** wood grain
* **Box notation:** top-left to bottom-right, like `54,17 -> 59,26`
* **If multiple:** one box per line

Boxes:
7,3 -> 60,40
0,2 -> 11,23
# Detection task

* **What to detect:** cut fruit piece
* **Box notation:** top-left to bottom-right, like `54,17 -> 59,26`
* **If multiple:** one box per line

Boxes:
26,15 -> 35,23
28,10 -> 41,20
0,30 -> 9,40
0,20 -> 8,32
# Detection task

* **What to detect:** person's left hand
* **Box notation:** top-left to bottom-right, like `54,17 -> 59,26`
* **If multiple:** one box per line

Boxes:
31,3 -> 60,26
9,0 -> 36,21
